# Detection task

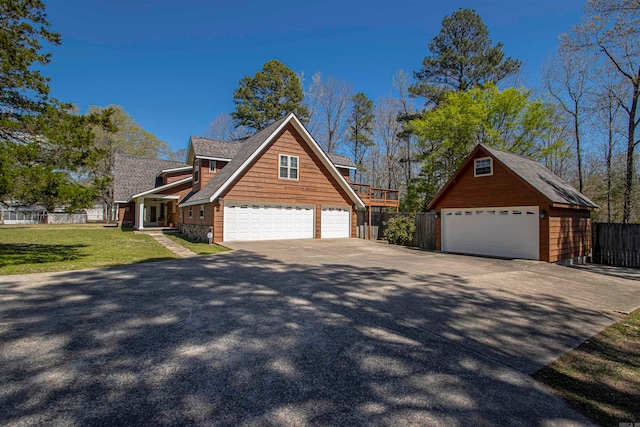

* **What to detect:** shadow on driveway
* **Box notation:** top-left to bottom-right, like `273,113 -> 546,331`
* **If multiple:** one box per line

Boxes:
0,251 -> 599,425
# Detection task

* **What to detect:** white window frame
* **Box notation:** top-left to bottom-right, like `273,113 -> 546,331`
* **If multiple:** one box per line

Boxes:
188,206 -> 193,218
279,154 -> 299,180
194,159 -> 200,183
199,204 -> 205,218
474,157 -> 493,177
209,160 -> 216,173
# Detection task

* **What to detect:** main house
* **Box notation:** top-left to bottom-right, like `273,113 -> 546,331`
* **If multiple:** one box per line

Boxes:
115,113 -> 370,242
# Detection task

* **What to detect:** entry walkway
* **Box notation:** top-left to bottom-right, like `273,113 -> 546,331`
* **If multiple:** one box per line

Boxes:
136,229 -> 196,258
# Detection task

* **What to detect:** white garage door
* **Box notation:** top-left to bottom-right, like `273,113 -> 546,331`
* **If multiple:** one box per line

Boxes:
441,206 -> 539,260
321,207 -> 351,238
224,202 -> 314,242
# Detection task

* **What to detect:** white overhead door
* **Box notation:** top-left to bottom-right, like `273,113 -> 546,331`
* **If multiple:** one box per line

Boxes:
224,202 -> 314,242
441,206 -> 539,260
321,206 -> 351,238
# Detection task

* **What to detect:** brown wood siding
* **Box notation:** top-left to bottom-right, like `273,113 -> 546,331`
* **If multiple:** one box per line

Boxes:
432,149 -> 593,263
118,202 -> 135,225
157,181 -> 192,197
165,170 -> 191,184
182,203 -> 214,227
337,167 -> 351,183
431,151 -> 548,210
192,160 -> 202,193
432,150 -> 549,260
548,208 -> 591,262
199,159 -> 216,188
213,201 -> 223,243
220,123 -> 353,239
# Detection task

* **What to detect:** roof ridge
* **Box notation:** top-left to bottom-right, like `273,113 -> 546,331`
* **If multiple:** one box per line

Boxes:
114,153 -> 186,164
191,135 -> 239,144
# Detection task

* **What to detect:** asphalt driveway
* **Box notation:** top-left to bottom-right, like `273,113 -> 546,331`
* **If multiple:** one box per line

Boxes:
1,239 -> 639,426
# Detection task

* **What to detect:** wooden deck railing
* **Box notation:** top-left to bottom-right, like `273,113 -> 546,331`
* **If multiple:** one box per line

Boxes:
350,183 -> 400,208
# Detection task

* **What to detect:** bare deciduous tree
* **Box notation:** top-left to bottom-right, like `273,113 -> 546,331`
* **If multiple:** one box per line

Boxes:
542,48 -> 591,192
373,97 -> 403,189
565,0 -> 640,222
205,113 -> 249,141
306,73 -> 353,154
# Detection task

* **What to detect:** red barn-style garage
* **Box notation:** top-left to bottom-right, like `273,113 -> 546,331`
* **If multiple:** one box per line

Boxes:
428,144 -> 598,263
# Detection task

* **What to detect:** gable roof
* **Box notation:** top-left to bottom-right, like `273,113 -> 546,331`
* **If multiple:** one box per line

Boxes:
180,114 -> 365,208
113,154 -> 190,203
327,153 -> 356,169
428,144 -> 598,210
189,136 -> 242,161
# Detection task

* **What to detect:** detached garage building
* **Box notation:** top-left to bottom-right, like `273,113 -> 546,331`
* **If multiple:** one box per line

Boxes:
428,144 -> 598,263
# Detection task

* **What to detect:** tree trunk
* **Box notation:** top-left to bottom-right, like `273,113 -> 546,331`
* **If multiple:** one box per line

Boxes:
573,104 -> 583,193
623,88 -> 639,224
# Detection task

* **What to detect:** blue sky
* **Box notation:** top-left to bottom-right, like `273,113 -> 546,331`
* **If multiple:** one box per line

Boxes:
45,0 -> 586,153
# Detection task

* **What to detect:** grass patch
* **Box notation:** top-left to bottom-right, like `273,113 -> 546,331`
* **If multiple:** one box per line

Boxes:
533,308 -> 640,426
164,232 -> 230,255
0,224 -> 177,275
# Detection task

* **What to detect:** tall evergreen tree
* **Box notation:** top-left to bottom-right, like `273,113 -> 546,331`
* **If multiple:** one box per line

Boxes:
0,0 -> 113,210
410,8 -> 521,106
348,93 -> 375,182
232,59 -> 309,132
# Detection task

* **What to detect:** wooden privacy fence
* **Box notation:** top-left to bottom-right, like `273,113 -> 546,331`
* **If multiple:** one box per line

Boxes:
592,223 -> 640,268
357,211 -> 436,250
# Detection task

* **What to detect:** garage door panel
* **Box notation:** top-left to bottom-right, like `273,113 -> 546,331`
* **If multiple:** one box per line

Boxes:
442,207 -> 539,260
224,203 -> 314,242
321,207 -> 350,238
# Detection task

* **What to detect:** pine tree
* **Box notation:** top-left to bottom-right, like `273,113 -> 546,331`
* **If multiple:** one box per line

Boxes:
232,59 -> 309,132
348,93 -> 375,182
410,8 -> 521,106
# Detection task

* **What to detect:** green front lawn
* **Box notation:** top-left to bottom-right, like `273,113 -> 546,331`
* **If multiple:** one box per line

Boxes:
0,224 -> 177,275
164,232 -> 230,255
534,308 -> 640,426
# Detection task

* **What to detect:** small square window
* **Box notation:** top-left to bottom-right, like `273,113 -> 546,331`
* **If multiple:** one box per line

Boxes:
199,204 -> 205,218
193,159 -> 200,183
474,157 -> 492,177
209,160 -> 216,173
279,154 -> 299,180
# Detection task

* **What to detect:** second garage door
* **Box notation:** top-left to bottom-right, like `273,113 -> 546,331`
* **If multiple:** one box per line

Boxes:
224,202 -> 314,242
321,207 -> 351,238
441,206 -> 539,260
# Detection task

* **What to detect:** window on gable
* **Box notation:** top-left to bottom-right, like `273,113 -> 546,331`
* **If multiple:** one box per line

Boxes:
199,204 -> 205,218
279,154 -> 299,180
474,157 -> 492,177
194,159 -> 200,183
209,160 -> 216,173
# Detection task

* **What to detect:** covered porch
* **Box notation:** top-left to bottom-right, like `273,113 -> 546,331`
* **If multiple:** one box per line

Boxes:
132,196 -> 180,230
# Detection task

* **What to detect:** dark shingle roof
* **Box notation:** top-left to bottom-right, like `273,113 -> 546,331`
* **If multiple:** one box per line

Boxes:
187,116 -> 290,203
481,145 -> 598,208
190,136 -> 242,160
327,153 -> 356,168
113,154 -> 188,202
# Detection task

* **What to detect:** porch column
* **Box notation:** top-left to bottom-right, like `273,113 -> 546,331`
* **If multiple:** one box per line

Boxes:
136,198 -> 145,230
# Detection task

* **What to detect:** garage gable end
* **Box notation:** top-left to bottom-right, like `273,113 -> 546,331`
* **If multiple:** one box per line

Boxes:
428,146 -> 548,210
180,114 -> 364,209
225,123 -> 356,206
428,144 -> 598,211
